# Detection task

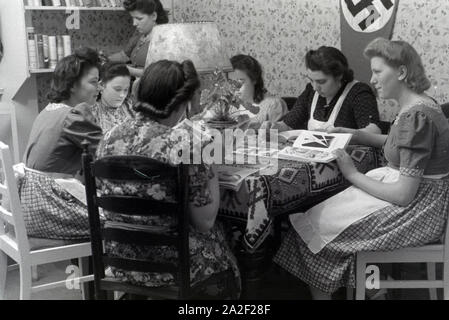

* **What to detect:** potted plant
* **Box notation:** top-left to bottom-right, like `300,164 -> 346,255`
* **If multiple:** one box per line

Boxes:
200,69 -> 253,130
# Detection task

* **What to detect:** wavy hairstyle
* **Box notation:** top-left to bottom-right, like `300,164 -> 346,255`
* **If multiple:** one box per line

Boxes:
134,60 -> 200,119
123,0 -> 169,24
305,46 -> 354,83
230,54 -> 267,103
47,47 -> 101,103
364,38 -> 431,94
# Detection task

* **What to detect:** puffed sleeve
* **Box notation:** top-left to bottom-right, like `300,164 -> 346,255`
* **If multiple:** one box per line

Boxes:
396,108 -> 436,177
283,84 -> 314,129
262,97 -> 289,122
62,103 -> 103,153
350,83 -> 380,129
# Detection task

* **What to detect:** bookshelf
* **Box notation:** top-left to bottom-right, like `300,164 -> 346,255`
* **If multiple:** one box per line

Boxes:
25,6 -> 126,11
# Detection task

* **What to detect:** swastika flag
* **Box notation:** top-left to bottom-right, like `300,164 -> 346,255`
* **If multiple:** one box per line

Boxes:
340,0 -> 399,84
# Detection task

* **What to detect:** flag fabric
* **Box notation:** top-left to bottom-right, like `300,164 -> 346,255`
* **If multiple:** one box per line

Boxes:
340,0 -> 400,84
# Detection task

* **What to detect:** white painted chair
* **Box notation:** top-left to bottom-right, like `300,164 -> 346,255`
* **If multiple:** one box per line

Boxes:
0,141 -> 93,300
352,212 -> 449,300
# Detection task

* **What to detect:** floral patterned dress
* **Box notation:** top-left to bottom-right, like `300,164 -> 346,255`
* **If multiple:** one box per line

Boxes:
96,113 -> 241,298
91,98 -> 135,133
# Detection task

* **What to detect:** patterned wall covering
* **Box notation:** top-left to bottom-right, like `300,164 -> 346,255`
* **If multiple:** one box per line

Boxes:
178,0 -> 449,121
32,11 -> 134,110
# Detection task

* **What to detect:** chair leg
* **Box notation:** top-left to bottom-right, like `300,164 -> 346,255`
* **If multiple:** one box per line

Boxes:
443,261 -> 449,300
426,263 -> 437,300
19,264 -> 32,300
355,256 -> 366,300
0,251 -> 7,300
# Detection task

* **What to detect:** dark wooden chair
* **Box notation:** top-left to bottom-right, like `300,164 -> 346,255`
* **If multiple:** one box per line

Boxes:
81,144 -> 191,300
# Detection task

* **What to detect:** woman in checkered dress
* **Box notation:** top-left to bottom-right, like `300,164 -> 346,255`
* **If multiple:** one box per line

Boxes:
274,38 -> 449,299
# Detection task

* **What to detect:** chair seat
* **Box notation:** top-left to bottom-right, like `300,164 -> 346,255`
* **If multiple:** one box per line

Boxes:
358,244 -> 444,263
29,237 -> 88,251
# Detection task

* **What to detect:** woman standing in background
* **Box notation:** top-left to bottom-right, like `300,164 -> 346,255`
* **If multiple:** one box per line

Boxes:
109,0 -> 169,77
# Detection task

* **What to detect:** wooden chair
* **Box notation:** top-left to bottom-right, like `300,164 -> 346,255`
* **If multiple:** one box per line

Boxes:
0,141 -> 93,300
82,145 -> 191,300
352,208 -> 449,300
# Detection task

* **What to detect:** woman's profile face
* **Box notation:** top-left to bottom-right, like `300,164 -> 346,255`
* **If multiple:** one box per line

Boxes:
130,10 -> 157,35
72,67 -> 99,105
101,76 -> 131,108
230,69 -> 255,103
370,56 -> 400,100
306,69 -> 342,100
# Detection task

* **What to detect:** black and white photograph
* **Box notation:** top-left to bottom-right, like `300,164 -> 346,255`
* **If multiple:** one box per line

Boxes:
0,0 -> 448,307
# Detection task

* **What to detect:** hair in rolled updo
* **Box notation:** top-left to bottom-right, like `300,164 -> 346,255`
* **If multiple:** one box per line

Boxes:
47,47 -> 101,103
133,60 -> 200,119
305,46 -> 354,83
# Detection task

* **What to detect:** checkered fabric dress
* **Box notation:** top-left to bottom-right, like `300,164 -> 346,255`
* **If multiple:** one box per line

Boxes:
274,177 -> 449,294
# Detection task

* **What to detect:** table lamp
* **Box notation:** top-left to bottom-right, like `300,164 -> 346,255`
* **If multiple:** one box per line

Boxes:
145,21 -> 232,73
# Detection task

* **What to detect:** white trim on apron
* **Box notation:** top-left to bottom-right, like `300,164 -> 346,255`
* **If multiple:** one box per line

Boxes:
307,80 -> 358,131
289,166 -> 399,254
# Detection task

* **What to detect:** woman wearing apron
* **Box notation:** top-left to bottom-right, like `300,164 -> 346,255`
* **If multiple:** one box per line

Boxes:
108,0 -> 169,78
263,46 -> 381,133
274,38 -> 449,299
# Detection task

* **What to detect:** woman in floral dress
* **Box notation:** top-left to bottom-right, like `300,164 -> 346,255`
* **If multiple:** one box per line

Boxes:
274,38 -> 449,299
96,59 -> 241,299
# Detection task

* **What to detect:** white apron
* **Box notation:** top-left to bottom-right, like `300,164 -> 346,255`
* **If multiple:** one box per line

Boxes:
289,166 -> 399,254
307,80 -> 358,131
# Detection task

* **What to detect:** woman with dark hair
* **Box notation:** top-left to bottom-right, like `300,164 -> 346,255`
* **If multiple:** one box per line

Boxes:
96,59 -> 241,298
91,62 -> 134,132
230,54 -> 288,127
20,47 -> 103,240
264,46 -> 381,133
109,0 -> 169,77
274,38 -> 449,299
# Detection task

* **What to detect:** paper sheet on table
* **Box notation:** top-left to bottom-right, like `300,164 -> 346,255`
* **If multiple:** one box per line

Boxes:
217,164 -> 268,191
54,178 -> 87,206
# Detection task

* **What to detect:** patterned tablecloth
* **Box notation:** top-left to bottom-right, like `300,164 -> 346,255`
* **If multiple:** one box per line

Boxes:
218,145 -> 386,253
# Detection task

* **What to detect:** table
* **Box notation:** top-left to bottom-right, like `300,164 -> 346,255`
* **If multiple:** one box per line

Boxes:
219,145 -> 386,253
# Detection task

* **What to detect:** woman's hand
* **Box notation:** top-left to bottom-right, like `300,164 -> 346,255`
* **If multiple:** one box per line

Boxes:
333,149 -> 359,180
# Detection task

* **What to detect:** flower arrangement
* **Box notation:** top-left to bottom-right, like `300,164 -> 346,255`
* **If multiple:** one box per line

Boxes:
200,69 -> 251,128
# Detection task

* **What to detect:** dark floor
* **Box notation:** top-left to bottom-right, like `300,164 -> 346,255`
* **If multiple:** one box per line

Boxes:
240,262 -> 444,300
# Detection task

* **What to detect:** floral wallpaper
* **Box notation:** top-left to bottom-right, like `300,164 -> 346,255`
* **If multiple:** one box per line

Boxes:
178,0 -> 449,121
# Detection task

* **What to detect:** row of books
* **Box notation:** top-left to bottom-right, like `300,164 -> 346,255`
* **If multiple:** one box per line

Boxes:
27,30 -> 72,70
26,0 -> 125,7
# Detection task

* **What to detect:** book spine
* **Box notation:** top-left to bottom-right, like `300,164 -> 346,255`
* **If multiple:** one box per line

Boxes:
27,34 -> 38,70
48,36 -> 58,69
62,35 -> 72,57
42,35 -> 50,68
56,35 -> 65,61
36,34 -> 45,69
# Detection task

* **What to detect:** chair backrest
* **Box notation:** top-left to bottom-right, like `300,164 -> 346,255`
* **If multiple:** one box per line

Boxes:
0,142 -> 31,259
82,146 -> 190,299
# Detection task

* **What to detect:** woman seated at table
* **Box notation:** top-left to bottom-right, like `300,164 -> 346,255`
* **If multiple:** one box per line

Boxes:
96,59 -> 241,298
263,46 -> 381,133
21,47 -> 103,240
91,62 -> 134,133
274,38 -> 449,300
229,54 -> 288,127
108,0 -> 168,78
